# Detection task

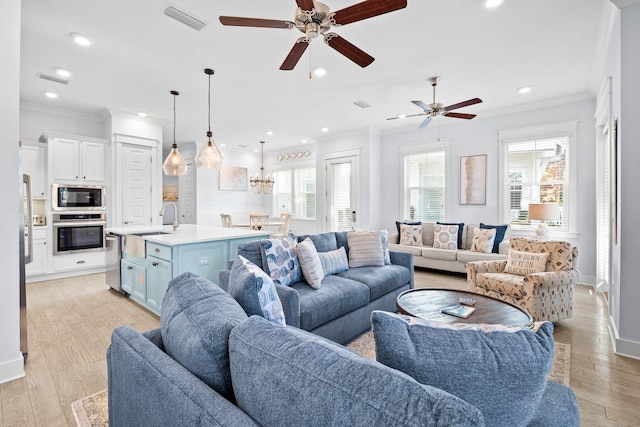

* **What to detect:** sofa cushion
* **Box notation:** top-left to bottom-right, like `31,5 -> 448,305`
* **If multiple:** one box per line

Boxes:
296,238 -> 324,288
470,227 -> 496,253
296,231 -> 338,252
229,315 -> 485,427
260,234 -> 302,286
477,272 -> 526,299
347,230 -> 385,267
291,275 -> 370,331
318,246 -> 349,275
160,272 -> 248,400
510,237 -> 574,271
421,247 -> 458,261
437,221 -> 464,249
433,224 -> 459,250
389,242 -> 423,256
337,264 -> 411,301
236,240 -> 264,269
228,256 -> 286,326
528,381 -> 580,427
372,311 -> 554,427
457,250 -> 507,263
505,250 -> 549,276
480,223 -> 509,253
399,223 -> 423,246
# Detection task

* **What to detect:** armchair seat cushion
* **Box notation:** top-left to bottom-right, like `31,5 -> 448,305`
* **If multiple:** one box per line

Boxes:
421,247 -> 458,261
477,272 -> 526,299
291,275 -> 370,331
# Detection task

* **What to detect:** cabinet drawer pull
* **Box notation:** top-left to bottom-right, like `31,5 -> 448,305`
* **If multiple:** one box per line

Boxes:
152,262 -> 159,267
127,266 -> 133,270
76,260 -> 86,264
154,248 -> 160,253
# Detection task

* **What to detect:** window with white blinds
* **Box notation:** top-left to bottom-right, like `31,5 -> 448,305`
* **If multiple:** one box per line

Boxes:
272,166 -> 316,220
499,121 -> 577,232
404,151 -> 446,222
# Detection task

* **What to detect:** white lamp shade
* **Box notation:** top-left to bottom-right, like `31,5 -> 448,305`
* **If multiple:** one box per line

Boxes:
528,203 -> 560,221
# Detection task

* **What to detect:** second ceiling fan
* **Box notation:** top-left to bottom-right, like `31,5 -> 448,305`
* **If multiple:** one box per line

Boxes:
389,77 -> 483,129
219,0 -> 407,70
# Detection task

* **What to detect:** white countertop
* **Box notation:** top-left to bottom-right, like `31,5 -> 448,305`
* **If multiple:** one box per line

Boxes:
106,224 -> 270,246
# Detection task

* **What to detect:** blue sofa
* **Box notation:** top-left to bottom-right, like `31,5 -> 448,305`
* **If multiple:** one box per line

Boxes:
218,231 -> 414,344
107,272 -> 579,427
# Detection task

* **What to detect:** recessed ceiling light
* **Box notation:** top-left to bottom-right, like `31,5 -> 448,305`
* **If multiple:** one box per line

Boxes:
397,114 -> 407,119
321,127 -> 329,133
253,149 -> 259,153
44,91 -> 58,99
137,112 -> 147,117
70,32 -> 92,46
266,130 -> 274,136
485,0 -> 503,8
312,67 -> 327,77
518,86 -> 532,94
55,68 -> 71,78
301,139 -> 308,144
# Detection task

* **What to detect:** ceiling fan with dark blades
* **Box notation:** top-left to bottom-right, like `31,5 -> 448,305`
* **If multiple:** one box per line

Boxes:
387,77 -> 483,128
219,0 -> 408,70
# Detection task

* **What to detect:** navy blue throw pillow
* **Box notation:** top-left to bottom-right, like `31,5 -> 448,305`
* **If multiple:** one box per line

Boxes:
436,222 -> 464,249
480,223 -> 508,253
395,221 -> 421,236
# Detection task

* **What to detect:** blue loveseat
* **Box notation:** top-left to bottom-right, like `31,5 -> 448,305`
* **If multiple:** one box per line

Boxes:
107,272 -> 580,427
218,231 -> 414,344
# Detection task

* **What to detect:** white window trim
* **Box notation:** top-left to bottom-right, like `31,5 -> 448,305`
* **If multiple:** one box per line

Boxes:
399,139 -> 450,221
498,121 -> 578,238
272,159 -> 316,220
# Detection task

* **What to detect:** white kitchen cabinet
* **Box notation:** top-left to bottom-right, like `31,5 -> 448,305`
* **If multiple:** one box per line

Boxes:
22,142 -> 47,198
43,133 -> 108,185
25,227 -> 49,277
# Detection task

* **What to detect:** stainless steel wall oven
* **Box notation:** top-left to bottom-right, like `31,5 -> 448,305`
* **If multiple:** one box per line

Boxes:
52,212 -> 107,255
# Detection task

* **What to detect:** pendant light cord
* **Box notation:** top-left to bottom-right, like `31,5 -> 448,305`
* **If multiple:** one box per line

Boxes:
208,72 -> 212,135
173,93 -> 177,146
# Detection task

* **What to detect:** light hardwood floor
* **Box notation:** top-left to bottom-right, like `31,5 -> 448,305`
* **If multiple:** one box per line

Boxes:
1,270 -> 639,426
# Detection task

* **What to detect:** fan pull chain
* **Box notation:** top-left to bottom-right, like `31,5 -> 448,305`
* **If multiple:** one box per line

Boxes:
309,48 -> 312,79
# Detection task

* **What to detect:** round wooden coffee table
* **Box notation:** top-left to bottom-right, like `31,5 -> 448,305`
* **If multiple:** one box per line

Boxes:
397,288 -> 533,328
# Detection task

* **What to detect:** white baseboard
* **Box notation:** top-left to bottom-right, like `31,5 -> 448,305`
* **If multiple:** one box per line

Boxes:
607,315 -> 640,360
0,353 -> 25,385
578,274 -> 596,286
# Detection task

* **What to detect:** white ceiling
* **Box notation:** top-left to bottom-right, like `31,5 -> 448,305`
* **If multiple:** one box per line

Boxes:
20,0 -> 609,152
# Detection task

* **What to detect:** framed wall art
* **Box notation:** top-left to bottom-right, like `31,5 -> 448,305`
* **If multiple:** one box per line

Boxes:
460,154 -> 487,205
219,166 -> 248,191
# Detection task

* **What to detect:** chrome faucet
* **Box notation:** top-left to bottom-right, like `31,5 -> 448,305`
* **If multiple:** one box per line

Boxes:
159,202 -> 179,231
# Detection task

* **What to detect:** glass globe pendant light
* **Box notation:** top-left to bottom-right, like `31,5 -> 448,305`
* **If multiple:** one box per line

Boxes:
162,90 -> 188,176
195,68 -> 223,169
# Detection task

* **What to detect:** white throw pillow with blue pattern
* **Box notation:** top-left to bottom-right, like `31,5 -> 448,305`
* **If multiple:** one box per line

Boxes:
260,233 -> 302,287
296,238 -> 324,289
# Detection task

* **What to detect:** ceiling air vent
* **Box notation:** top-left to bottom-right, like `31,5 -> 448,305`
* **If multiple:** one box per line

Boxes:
163,5 -> 208,31
36,73 -> 69,85
353,100 -> 371,109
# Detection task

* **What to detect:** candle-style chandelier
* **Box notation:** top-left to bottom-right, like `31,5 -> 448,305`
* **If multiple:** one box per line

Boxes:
250,140 -> 274,195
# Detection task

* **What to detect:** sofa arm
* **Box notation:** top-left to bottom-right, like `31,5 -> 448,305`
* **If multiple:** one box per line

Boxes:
107,325 -> 259,427
389,250 -> 415,289
275,284 -> 301,328
218,270 -> 231,292
389,232 -> 399,244
524,270 -> 581,292
465,260 -> 507,290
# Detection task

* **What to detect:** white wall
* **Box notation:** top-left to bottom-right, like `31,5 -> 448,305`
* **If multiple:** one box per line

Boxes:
20,106 -> 106,142
0,0 -> 25,384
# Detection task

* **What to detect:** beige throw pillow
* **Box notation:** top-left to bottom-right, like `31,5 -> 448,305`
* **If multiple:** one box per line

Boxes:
505,250 -> 549,276
347,231 -> 385,268
433,224 -> 459,250
296,238 -> 324,289
399,224 -> 423,246
470,228 -> 496,253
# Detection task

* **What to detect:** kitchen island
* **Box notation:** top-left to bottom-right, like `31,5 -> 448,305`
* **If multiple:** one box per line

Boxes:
106,224 -> 270,315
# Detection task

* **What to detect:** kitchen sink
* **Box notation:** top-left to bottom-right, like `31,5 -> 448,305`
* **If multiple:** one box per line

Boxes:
124,231 -> 170,258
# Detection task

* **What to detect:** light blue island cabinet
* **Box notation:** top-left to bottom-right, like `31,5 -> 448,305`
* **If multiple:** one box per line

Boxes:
108,225 -> 270,315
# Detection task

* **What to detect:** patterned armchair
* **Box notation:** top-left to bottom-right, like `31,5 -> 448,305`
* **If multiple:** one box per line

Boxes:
465,237 -> 579,322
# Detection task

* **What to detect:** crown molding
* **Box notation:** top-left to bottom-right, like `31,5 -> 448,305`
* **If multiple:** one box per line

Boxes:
20,101 -> 106,122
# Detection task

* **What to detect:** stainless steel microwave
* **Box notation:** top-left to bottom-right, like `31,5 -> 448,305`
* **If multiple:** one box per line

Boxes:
52,184 -> 106,211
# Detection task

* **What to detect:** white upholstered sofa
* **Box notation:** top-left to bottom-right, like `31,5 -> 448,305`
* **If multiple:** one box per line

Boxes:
389,222 -> 510,273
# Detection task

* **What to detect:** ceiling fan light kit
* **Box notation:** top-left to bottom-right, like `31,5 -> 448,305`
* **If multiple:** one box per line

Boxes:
195,68 -> 224,170
219,0 -> 407,70
162,90 -> 189,176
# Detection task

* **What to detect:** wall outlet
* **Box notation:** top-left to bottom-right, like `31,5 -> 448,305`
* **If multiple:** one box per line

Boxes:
198,257 -> 209,265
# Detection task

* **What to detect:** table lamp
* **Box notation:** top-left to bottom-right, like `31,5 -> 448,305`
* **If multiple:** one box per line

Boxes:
528,203 -> 560,240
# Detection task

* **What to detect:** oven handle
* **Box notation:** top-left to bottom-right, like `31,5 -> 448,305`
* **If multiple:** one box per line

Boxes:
52,221 -> 107,227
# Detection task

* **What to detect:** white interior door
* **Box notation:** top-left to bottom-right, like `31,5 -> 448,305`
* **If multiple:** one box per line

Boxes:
326,156 -> 359,231
179,159 -> 196,224
122,144 -> 152,226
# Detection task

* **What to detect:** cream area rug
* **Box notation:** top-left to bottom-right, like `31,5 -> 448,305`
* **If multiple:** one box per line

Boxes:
71,334 -> 570,427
